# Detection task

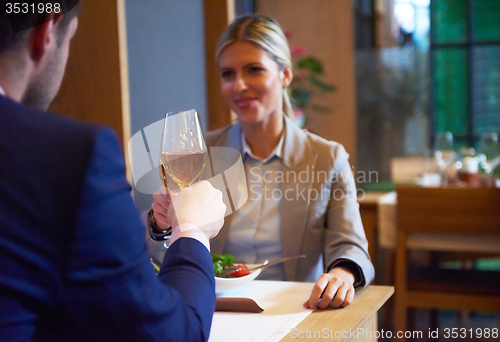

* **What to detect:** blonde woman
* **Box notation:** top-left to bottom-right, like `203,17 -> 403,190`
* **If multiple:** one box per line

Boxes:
150,14 -> 374,310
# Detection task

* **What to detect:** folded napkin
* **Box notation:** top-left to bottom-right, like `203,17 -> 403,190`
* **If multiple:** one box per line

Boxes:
215,297 -> 264,313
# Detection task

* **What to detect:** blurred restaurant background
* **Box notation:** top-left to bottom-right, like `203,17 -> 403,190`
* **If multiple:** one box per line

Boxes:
47,0 -> 499,340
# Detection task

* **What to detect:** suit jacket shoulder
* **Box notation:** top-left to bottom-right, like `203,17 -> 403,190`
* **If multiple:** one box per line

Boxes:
303,129 -> 350,174
0,96 -> 216,341
0,95 -> 102,233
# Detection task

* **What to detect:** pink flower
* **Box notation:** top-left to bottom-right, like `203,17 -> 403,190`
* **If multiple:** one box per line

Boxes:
284,30 -> 293,39
294,108 -> 306,127
290,46 -> 307,57
294,108 -> 304,118
294,69 -> 308,81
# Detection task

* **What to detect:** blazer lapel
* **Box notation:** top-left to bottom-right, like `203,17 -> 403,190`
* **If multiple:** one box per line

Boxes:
210,213 -> 234,254
280,117 -> 317,280
206,122 -> 242,254
208,117 -> 318,279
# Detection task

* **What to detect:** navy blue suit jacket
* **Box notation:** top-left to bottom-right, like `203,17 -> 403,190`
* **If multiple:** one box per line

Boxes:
0,95 -> 215,341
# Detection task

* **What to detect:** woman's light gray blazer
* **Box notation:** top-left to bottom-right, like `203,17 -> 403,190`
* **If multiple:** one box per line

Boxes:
205,116 -> 375,286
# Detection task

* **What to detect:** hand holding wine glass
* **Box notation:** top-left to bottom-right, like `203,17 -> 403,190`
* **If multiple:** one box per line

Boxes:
159,109 -> 208,192
168,181 -> 226,242
151,188 -> 173,231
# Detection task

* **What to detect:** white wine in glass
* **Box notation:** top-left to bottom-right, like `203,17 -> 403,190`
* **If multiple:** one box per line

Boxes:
477,132 -> 500,175
433,131 -> 456,184
159,109 -> 207,191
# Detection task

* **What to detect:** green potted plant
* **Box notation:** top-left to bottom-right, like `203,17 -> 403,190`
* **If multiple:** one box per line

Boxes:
286,31 -> 337,127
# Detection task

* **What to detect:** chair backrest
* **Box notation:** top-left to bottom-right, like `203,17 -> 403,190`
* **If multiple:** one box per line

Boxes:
390,157 -> 435,183
397,185 -> 500,236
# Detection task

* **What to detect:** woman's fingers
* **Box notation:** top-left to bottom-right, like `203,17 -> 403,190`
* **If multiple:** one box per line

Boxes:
306,271 -> 356,310
340,286 -> 355,308
152,188 -> 173,229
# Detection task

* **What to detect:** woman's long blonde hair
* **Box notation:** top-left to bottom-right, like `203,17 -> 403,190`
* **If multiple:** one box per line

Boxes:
216,14 -> 294,120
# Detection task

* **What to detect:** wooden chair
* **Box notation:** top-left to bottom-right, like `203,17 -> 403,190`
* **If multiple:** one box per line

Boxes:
390,156 -> 435,183
394,185 -> 500,339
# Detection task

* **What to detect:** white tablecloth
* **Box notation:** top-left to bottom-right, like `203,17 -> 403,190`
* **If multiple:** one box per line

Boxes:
209,280 -> 314,342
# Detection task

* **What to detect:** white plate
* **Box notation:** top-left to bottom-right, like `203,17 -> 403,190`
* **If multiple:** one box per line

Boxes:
215,262 -> 264,295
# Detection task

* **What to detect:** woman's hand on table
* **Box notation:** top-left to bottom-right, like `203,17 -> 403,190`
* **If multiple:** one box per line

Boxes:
304,266 -> 355,310
151,187 -> 173,230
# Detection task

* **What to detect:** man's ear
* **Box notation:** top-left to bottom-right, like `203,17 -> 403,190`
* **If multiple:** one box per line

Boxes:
30,13 -> 63,62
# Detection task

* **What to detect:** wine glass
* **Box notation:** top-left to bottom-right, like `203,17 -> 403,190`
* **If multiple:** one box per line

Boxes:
476,132 -> 500,177
433,131 -> 456,184
159,109 -> 207,192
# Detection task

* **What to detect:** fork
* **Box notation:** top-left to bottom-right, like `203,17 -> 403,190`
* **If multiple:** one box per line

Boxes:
217,255 -> 306,278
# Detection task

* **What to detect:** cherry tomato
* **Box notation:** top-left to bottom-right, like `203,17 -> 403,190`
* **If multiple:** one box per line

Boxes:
228,264 -> 250,278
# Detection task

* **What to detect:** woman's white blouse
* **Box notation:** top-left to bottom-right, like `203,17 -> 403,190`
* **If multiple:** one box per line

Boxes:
224,131 -> 287,280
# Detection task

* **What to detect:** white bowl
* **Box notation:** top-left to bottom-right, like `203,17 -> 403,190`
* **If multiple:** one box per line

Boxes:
215,263 -> 263,295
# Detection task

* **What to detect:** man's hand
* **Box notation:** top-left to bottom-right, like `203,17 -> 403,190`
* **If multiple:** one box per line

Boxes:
168,181 -> 226,250
304,267 -> 355,310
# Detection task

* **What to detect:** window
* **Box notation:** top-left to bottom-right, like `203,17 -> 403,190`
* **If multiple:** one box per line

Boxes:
431,0 -> 500,148
355,0 -> 499,185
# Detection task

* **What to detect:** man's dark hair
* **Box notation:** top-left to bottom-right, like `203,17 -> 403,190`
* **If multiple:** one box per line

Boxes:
0,0 -> 80,53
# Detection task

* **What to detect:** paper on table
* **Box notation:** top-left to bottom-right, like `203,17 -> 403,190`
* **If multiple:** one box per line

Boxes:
209,280 -> 314,342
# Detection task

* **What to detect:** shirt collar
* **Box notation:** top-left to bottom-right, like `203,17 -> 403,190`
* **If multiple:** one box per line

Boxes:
241,127 -> 286,163
0,85 -> 5,96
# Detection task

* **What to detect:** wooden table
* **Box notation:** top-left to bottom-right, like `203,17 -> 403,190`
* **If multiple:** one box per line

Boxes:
280,285 -> 394,342
210,281 -> 393,342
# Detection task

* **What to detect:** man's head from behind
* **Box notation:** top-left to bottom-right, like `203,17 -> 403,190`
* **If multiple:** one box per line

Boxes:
0,0 -> 80,109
